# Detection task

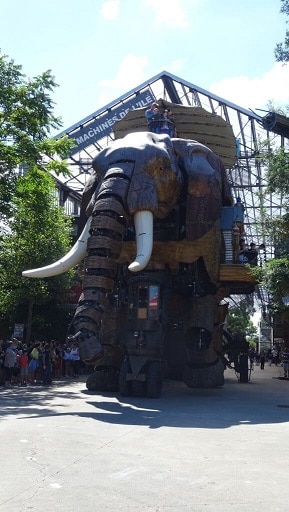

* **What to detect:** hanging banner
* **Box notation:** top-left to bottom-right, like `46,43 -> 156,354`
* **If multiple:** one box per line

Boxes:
68,88 -> 156,156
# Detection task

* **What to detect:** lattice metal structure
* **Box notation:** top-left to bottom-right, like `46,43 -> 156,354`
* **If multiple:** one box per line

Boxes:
56,71 -> 288,261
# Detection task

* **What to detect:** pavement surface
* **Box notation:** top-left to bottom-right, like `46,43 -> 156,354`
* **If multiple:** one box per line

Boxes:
1,363 -> 289,512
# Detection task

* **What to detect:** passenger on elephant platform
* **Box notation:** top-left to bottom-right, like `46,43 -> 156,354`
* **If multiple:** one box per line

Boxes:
246,242 -> 258,265
167,109 -> 176,137
145,103 -> 161,133
247,242 -> 265,265
239,240 -> 265,265
238,238 -> 248,263
159,110 -> 170,135
159,109 -> 176,137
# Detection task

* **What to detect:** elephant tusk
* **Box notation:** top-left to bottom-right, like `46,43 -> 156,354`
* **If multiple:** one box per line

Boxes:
128,211 -> 153,272
22,218 -> 92,278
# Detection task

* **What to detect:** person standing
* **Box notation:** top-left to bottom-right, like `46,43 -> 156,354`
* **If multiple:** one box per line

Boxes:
145,103 -> 161,133
53,343 -> 63,378
167,109 -> 176,137
159,110 -> 171,135
271,347 -> 278,366
239,239 -> 249,263
19,349 -> 29,386
260,352 -> 265,370
4,341 -> 16,387
281,347 -> 289,378
28,343 -> 40,383
42,343 -> 52,386
70,343 -> 80,377
267,349 -> 272,366
63,344 -> 73,378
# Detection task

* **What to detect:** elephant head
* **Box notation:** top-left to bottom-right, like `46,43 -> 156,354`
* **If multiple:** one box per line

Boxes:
22,132 -> 231,365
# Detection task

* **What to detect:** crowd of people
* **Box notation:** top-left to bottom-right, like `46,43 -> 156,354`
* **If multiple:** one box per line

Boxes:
0,337 -> 85,388
145,102 -> 176,137
248,346 -> 289,377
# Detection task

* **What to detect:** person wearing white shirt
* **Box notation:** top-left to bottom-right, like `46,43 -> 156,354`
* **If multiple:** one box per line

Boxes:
69,344 -> 80,376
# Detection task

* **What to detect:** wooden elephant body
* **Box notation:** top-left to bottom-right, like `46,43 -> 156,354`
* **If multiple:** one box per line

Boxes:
23,132 -> 233,396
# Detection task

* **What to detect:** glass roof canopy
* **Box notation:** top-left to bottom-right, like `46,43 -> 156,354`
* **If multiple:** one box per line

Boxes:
55,70 -> 288,261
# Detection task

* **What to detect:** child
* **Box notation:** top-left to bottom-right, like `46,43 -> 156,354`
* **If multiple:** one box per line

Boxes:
19,349 -> 29,386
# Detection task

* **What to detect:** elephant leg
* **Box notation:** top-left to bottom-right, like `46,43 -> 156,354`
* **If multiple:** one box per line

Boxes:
183,294 -> 225,388
85,302 -> 126,392
183,359 -> 225,388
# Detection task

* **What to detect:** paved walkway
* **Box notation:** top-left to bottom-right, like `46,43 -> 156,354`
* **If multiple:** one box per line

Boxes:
1,363 -> 289,512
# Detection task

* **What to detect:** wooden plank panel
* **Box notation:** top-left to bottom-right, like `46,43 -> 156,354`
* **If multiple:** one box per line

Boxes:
114,101 -> 237,168
219,264 -> 256,283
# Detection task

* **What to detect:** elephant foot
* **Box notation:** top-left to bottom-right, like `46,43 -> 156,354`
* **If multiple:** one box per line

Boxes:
78,335 -> 104,365
183,359 -> 225,389
119,358 -> 163,398
86,366 -> 119,392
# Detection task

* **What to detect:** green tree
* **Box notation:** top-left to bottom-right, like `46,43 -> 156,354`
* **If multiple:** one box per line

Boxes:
0,51 -> 77,341
251,143 -> 289,341
0,52 -> 74,221
252,259 -> 289,342
250,3 -> 289,341
226,302 -> 257,342
275,0 -> 289,62
0,167 -> 74,342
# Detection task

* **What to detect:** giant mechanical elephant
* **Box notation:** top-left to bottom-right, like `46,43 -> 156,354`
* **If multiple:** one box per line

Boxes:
23,132 -> 233,397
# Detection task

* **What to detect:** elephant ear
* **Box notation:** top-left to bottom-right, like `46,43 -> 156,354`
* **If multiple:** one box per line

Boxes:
172,138 -> 231,240
172,138 -> 233,206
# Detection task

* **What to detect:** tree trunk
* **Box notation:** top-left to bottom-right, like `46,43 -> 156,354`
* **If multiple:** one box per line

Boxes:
26,299 -> 34,345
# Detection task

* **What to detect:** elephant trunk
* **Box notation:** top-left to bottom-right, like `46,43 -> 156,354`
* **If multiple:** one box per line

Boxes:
73,167 -> 153,363
73,205 -> 153,336
73,196 -> 128,340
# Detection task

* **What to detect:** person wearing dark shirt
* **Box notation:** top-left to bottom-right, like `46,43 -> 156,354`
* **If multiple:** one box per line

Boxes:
145,103 -> 161,133
246,243 -> 258,265
281,348 -> 289,378
239,241 -> 265,265
42,343 -> 52,386
260,352 -> 265,370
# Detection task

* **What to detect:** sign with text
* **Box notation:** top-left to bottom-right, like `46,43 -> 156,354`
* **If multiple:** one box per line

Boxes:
13,323 -> 24,339
68,88 -> 155,156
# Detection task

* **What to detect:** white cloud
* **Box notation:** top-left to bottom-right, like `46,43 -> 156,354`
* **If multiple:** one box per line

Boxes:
97,55 -> 149,104
210,62 -> 289,112
144,0 -> 191,28
101,0 -> 120,21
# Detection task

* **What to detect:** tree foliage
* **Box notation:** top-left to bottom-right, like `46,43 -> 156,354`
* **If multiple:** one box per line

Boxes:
0,52 -> 74,220
251,5 -> 289,330
0,51 -> 77,340
253,143 -> 289,321
226,302 -> 257,341
0,167 -> 74,340
265,147 -> 289,196
275,0 -> 289,62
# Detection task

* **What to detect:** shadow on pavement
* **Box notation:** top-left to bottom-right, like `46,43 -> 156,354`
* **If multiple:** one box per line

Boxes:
1,366 -> 289,429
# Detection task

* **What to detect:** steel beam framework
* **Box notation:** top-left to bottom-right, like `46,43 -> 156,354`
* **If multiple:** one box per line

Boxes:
56,71 -> 288,263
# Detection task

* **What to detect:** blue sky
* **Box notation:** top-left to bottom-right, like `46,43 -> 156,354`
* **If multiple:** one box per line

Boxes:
1,0 -> 288,131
